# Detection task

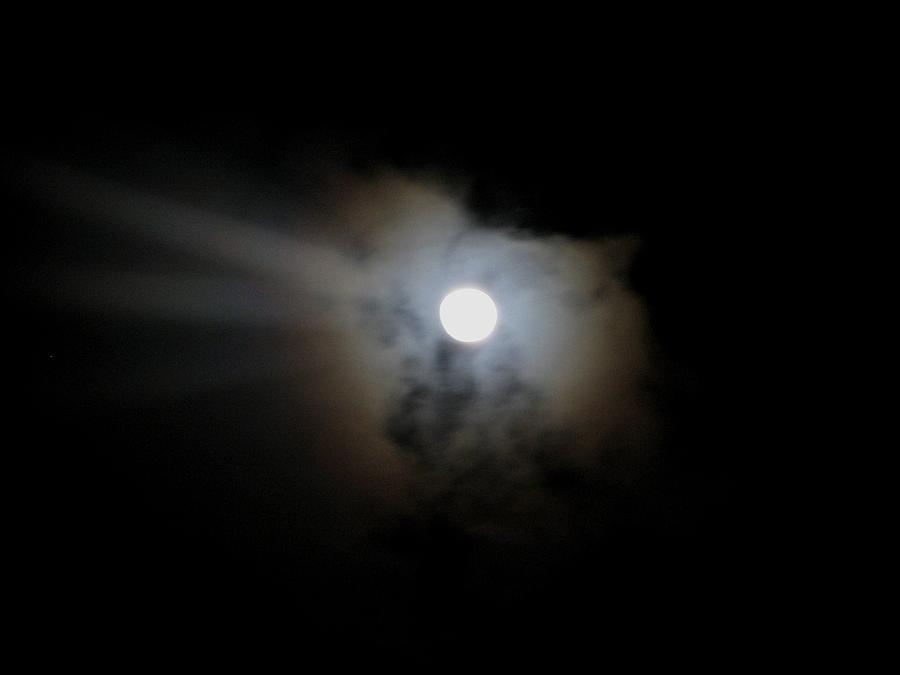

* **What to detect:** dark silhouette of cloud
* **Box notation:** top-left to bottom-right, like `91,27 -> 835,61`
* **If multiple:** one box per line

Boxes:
17,160 -> 669,571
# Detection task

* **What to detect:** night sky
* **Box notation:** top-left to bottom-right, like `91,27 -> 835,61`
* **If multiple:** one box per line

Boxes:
6,90 -> 773,664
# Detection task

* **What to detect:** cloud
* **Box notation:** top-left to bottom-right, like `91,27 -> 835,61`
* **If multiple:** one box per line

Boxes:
295,172 -> 663,546
21,162 -> 664,553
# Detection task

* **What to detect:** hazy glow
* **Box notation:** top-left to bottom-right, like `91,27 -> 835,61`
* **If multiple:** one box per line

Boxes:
439,288 -> 498,343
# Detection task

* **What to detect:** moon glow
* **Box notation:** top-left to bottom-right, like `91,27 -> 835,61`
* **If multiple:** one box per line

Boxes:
439,288 -> 498,343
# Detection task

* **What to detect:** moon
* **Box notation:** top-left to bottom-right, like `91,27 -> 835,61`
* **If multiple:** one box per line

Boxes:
439,288 -> 498,343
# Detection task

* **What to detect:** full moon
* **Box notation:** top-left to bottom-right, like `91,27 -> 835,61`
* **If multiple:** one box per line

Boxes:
439,288 -> 498,343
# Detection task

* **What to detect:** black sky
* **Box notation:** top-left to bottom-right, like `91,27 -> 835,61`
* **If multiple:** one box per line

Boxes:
6,79 -> 775,665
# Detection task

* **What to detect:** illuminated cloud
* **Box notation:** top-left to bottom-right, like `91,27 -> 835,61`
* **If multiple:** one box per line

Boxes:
22,163 -> 662,549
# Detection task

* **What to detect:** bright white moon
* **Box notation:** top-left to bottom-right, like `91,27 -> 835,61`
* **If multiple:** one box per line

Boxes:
439,288 -> 498,343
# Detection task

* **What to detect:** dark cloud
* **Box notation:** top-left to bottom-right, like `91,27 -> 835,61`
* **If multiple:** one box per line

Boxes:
11,143 -> 730,664
1,57 -> 792,664
40,166 -> 672,558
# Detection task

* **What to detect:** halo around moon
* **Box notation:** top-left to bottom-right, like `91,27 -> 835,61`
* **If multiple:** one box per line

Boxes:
439,288 -> 498,343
